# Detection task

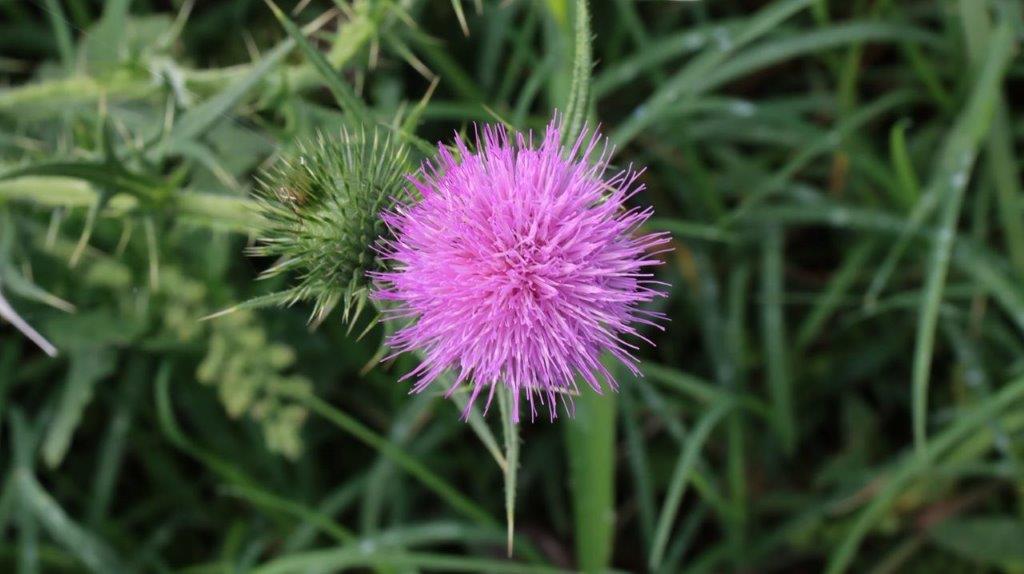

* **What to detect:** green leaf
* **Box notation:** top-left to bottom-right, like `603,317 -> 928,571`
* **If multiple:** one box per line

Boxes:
154,361 -> 258,486
727,89 -> 915,221
929,517 -> 1024,567
702,22 -> 939,101
594,23 -> 735,97
81,0 -> 131,74
160,31 -> 299,154
45,310 -> 146,350
643,363 -> 729,405
87,358 -> 144,526
201,288 -> 303,322
402,28 -> 485,103
8,410 -> 41,574
449,388 -> 506,471
738,199 -> 1024,340
42,348 -> 117,468
0,176 -> 96,207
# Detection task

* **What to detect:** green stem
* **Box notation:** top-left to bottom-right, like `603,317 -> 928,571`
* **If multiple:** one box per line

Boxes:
0,176 -> 263,234
564,355 -> 618,573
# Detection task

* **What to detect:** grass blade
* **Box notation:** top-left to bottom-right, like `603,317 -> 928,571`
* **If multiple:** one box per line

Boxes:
87,358 -> 142,526
16,469 -> 126,573
264,0 -> 370,122
959,0 -> 1024,274
911,21 -> 1014,454
82,0 -> 129,72
222,484 -> 355,544
762,225 -> 795,452
253,550 -> 566,574
827,373 -> 1024,573
42,348 -> 116,468
159,14 -> 337,153
649,399 -> 732,570
646,218 -> 736,243
283,389 -> 498,528
795,240 -> 875,350
620,384 -> 655,547
359,392 -> 433,533
42,0 -> 73,73
727,90 -> 914,222
642,363 -> 727,405
450,0 -> 470,37
739,200 -> 1024,339
611,0 -> 814,147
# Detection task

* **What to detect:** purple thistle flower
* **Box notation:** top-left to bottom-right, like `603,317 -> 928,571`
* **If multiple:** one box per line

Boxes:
373,118 -> 670,422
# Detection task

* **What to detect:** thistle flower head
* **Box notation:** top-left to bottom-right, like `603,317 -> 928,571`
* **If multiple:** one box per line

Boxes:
251,127 -> 408,326
373,118 -> 669,421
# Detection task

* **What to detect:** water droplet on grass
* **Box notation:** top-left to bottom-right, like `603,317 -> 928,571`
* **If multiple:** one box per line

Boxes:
730,100 -> 756,117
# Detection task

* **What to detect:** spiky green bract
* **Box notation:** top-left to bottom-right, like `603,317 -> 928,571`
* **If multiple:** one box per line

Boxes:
250,127 -> 409,327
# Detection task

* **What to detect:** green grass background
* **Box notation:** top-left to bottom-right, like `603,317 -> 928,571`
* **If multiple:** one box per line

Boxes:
2,0 -> 1024,572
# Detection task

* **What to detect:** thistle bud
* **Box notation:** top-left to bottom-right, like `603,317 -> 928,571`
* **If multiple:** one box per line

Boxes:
250,127 -> 408,327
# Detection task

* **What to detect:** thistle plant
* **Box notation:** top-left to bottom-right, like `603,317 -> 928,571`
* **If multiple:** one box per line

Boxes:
250,127 -> 409,327
10,1 -> 1022,572
373,119 -> 669,421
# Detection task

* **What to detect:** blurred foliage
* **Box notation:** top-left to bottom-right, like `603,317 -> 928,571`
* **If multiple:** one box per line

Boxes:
1,0 -> 1024,573
198,309 -> 311,460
